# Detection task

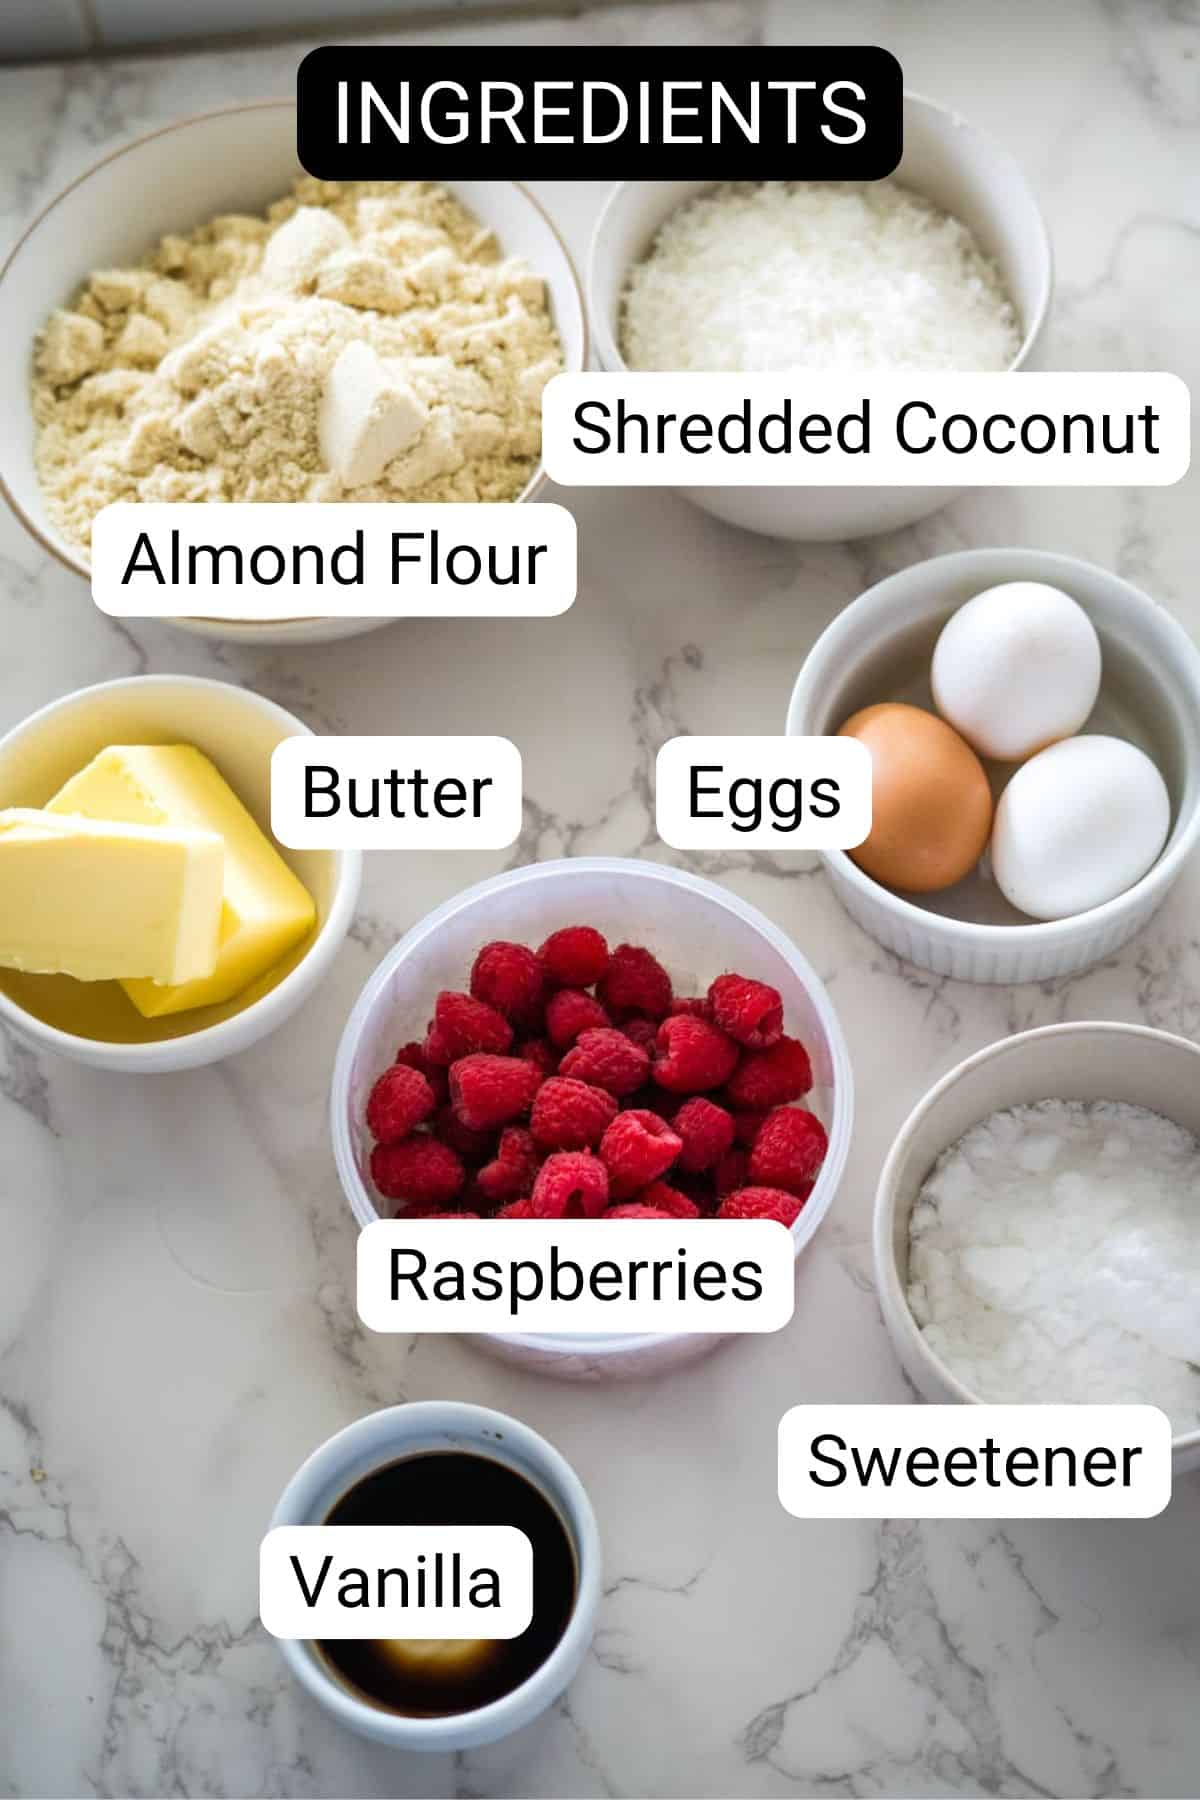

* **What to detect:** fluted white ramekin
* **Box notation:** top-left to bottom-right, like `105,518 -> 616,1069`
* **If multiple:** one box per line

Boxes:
786,549 -> 1200,984
874,1022 -> 1200,1474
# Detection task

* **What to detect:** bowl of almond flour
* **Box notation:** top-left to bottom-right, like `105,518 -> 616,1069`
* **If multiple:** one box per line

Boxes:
0,101 -> 585,644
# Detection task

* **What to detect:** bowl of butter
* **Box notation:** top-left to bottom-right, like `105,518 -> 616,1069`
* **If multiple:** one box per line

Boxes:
0,675 -> 361,1070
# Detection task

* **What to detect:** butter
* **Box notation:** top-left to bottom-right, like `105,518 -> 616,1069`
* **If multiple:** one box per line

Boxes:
0,809 -> 223,985
47,745 -> 316,1017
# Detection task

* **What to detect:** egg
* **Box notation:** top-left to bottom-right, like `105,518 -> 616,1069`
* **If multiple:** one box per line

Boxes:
991,735 -> 1170,920
931,581 -> 1102,762
839,703 -> 993,893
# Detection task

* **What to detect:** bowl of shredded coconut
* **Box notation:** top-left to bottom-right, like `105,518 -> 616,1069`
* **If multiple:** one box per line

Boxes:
588,93 -> 1052,542
0,101 -> 585,643
874,1022 -> 1200,1472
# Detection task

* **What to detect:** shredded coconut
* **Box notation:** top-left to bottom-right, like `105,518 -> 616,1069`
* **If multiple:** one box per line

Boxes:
33,178 -> 563,552
907,1099 -> 1200,1432
621,179 -> 1021,374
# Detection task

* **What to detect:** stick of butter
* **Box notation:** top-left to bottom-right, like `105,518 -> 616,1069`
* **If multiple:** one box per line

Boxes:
0,809 -> 224,985
47,745 -> 317,1018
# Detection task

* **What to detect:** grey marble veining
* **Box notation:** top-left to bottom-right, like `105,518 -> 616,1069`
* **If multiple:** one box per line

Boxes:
1,1 -> 1199,1795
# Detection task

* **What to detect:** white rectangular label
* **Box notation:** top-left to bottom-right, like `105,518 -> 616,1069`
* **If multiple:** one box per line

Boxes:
260,1525 -> 533,1640
91,502 -> 577,619
656,735 -> 871,849
778,1405 -> 1172,1519
358,1219 -> 795,1333
271,735 -> 522,850
543,372 -> 1189,486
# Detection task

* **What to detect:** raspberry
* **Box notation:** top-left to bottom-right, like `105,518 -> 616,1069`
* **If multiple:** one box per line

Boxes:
531,1151 -> 610,1219
476,1127 -> 540,1205
496,1196 -> 535,1219
622,1017 -> 658,1054
749,1107 -> 828,1194
365,1063 -> 436,1144
731,1108 -> 769,1147
545,987 -> 610,1049
370,1135 -> 464,1209
395,1041 -> 449,1104
599,1108 -> 683,1199
530,1077 -> 618,1151
669,996 -> 711,1020
636,1180 -> 701,1219
435,1105 -> 496,1164
599,943 -> 673,1019
604,1202 -> 677,1220
673,1096 -> 735,1172
426,1210 -> 481,1220
652,1014 -> 739,1094
516,1037 -> 559,1076
718,1185 -> 806,1227
470,940 -> 544,1026
449,1054 -> 542,1132
432,990 -> 513,1059
539,925 -> 609,989
725,1036 -> 813,1110
708,974 -> 784,1050
559,1027 -> 650,1098
422,1022 -> 456,1067
714,1148 -> 749,1197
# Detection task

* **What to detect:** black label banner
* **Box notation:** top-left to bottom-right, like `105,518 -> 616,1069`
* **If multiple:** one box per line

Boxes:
297,46 -> 903,180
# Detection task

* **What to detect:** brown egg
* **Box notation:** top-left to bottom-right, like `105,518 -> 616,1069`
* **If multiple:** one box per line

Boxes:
839,703 -> 993,894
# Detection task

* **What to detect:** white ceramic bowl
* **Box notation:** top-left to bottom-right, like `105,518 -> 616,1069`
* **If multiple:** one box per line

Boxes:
0,674 -> 361,1071
874,1022 -> 1200,1474
0,101 -> 586,646
331,857 -> 853,1380
587,92 -> 1052,542
269,1401 -> 601,1750
787,548 -> 1200,984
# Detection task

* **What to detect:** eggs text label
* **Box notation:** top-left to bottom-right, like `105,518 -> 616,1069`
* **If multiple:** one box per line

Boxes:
656,736 -> 872,850
357,1219 -> 796,1333
260,1526 -> 533,1640
778,1405 -> 1172,1519
543,372 -> 1189,487
90,502 -> 577,621
271,736 -> 522,851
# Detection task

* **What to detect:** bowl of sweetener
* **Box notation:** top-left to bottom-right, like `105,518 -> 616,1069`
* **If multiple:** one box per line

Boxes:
875,1021 -> 1200,1474
588,92 -> 1052,542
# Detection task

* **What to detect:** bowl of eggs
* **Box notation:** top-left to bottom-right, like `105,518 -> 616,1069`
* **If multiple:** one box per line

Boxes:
787,548 -> 1200,983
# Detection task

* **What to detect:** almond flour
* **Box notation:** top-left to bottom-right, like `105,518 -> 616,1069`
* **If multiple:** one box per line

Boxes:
33,177 -> 563,553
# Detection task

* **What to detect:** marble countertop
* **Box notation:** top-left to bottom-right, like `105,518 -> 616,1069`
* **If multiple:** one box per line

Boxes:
2,2 -> 1199,1795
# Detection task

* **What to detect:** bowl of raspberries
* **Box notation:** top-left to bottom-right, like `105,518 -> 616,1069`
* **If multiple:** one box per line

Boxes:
331,857 -> 853,1379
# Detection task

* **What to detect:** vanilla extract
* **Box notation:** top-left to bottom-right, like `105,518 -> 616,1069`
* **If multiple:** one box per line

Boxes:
317,1450 -> 576,1716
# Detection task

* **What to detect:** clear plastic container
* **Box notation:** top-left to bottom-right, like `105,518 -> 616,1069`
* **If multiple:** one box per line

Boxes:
330,857 -> 854,1380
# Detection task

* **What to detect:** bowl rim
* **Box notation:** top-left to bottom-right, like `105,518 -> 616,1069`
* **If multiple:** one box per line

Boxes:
0,672 -> 362,1062
268,1399 -> 603,1748
586,88 -> 1054,380
0,97 -> 589,631
329,854 -> 855,1358
872,1019 -> 1200,1452
786,546 -> 1200,948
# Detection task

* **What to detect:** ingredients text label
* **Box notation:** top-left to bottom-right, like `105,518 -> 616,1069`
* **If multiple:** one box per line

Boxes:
90,503 -> 577,621
260,1526 -> 533,1639
656,736 -> 872,849
544,373 -> 1190,487
358,1219 -> 796,1332
271,736 -> 522,850
297,47 -> 902,179
778,1405 -> 1172,1519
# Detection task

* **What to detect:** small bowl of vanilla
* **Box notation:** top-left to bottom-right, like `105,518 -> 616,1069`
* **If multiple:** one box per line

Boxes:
588,92 -> 1052,542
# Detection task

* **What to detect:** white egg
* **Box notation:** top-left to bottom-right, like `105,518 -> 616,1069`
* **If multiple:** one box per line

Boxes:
991,735 -> 1171,920
931,582 -> 1102,762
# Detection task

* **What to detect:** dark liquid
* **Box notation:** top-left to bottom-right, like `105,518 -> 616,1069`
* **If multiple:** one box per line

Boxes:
316,1451 -> 577,1717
